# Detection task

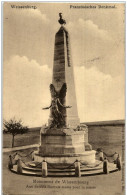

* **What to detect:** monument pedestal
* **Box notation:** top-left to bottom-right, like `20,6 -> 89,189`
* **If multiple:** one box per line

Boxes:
34,126 -> 96,165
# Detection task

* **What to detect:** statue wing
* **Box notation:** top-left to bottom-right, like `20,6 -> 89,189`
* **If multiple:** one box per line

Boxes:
50,84 -> 57,98
59,83 -> 67,99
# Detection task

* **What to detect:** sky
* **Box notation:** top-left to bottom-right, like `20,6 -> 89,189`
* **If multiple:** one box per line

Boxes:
3,2 -> 125,127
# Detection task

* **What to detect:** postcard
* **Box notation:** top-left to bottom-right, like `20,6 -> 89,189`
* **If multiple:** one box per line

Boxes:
2,2 -> 125,195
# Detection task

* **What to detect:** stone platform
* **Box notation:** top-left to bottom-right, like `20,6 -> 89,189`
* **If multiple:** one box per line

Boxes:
38,126 -> 95,165
34,150 -> 96,165
11,160 -> 118,177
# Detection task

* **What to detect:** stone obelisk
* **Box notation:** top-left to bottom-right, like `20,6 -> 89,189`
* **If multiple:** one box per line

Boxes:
48,22 -> 80,128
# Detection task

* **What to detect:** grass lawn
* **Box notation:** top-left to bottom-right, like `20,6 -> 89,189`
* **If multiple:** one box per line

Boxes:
2,147 -> 124,195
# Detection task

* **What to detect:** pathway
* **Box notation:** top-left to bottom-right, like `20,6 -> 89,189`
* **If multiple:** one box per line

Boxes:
3,144 -> 39,153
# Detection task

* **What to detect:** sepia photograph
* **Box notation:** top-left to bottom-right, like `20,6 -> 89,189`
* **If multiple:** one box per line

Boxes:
2,2 -> 125,195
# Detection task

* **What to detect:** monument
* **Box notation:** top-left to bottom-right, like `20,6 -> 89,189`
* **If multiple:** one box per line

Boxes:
35,13 -> 95,163
10,14 -> 118,177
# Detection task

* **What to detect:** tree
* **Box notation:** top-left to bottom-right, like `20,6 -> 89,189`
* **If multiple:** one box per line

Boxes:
3,118 -> 28,148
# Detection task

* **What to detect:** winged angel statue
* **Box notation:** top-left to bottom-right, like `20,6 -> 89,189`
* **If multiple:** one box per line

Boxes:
43,83 -> 71,128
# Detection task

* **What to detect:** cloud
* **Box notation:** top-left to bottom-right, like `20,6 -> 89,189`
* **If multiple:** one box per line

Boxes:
4,5 -> 52,66
3,55 -> 124,127
4,6 -> 124,78
78,18 -> 111,41
74,65 -> 124,122
3,55 -> 52,127
67,18 -> 111,41
66,18 -> 124,77
8,5 -> 50,23
21,9 -> 50,23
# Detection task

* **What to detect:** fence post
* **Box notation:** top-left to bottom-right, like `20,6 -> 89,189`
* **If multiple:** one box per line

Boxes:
17,159 -> 22,174
116,154 -> 121,171
99,151 -> 104,161
113,152 -> 118,164
74,160 -> 81,177
31,151 -> 35,161
103,158 -> 109,174
42,160 -> 48,177
8,155 -> 13,170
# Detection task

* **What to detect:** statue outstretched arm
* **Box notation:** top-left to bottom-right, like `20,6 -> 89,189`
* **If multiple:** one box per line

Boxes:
57,99 -> 72,108
42,104 -> 52,110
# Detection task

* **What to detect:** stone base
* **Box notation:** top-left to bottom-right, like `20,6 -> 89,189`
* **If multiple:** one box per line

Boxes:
39,127 -> 92,157
34,150 -> 96,165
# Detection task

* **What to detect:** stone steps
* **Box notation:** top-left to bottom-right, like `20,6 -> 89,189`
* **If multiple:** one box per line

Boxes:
22,165 -> 103,172
11,161 -> 118,177
24,161 -> 103,172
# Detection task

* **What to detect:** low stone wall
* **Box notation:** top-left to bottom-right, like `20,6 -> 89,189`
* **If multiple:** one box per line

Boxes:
3,121 -> 125,150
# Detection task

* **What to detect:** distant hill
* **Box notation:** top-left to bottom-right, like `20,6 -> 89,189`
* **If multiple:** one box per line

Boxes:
81,120 -> 125,126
